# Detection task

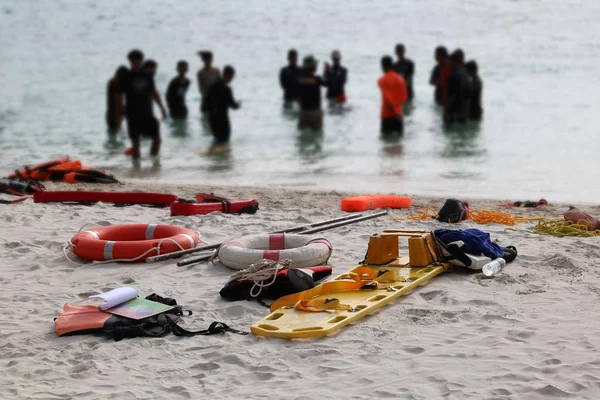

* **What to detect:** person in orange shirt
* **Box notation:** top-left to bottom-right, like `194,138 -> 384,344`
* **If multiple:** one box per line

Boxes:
378,56 -> 407,134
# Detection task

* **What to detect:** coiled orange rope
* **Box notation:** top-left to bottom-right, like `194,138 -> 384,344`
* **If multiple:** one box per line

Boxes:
393,209 -> 560,226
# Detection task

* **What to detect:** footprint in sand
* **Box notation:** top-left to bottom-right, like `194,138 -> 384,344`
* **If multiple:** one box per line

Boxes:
419,290 -> 444,301
402,345 -> 425,354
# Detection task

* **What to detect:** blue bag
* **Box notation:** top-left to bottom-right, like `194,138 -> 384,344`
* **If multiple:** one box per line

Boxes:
434,228 -> 504,259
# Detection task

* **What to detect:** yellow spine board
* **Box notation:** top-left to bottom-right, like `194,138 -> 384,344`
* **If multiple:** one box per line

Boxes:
251,263 -> 449,339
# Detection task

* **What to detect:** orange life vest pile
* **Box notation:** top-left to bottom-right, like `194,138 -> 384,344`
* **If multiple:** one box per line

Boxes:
8,156 -> 119,184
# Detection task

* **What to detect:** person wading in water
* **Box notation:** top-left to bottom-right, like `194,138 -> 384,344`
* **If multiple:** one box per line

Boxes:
106,65 -> 128,133
297,55 -> 326,131
197,51 -> 221,115
378,55 -> 407,134
202,65 -> 241,143
166,60 -> 191,118
119,49 -> 167,164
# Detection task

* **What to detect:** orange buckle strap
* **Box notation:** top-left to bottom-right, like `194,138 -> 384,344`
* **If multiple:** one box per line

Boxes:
270,267 -> 403,312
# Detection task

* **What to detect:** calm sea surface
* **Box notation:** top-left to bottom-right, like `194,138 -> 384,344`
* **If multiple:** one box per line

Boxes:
1,0 -> 599,202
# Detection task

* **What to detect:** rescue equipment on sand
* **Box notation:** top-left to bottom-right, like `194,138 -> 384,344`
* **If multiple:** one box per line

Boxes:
173,212 -> 388,267
8,156 -> 119,184
220,259 -> 333,303
436,199 -> 470,223
251,229 -> 516,339
170,193 -> 259,216
171,199 -> 259,215
7,156 -> 70,181
341,194 -> 412,212
217,234 -> 333,271
533,220 -> 600,237
68,223 -> 201,262
0,178 -> 45,196
498,199 -> 548,208
34,191 -> 178,207
395,201 -> 560,227
563,207 -> 599,231
146,213 -> 371,263
55,292 -> 247,340
532,207 -> 600,237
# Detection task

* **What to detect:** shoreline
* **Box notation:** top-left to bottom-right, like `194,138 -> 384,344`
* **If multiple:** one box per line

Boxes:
33,180 -> 600,211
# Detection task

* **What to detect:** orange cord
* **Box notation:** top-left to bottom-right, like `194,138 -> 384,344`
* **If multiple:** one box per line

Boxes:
405,208 -> 439,221
393,209 -> 560,226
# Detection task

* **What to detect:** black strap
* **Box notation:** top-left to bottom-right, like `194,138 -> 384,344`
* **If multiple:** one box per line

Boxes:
165,316 -> 248,336
440,243 -> 472,267
145,293 -> 178,306
257,298 -> 271,308
13,169 -> 24,180
219,200 -> 231,213
109,316 -> 247,341
360,282 -> 378,290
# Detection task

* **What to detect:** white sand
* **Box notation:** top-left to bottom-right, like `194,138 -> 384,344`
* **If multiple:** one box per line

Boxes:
2,182 -> 600,399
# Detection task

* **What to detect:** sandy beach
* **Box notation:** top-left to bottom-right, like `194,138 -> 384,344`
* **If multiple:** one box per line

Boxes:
2,182 -> 600,399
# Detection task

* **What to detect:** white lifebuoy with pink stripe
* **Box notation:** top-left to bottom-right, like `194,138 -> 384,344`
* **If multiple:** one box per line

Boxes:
217,233 -> 333,270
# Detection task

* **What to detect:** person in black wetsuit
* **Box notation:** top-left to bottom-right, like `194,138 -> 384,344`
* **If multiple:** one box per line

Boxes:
143,59 -> 171,125
324,50 -> 348,105
279,49 -> 300,105
166,60 -> 190,118
297,55 -> 326,131
106,65 -> 128,133
430,46 -> 449,105
444,49 -> 471,124
393,44 -> 415,100
201,65 -> 240,143
119,49 -> 167,160
465,60 -> 483,120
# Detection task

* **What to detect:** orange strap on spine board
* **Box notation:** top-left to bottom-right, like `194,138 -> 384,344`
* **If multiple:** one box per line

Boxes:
269,267 -> 384,312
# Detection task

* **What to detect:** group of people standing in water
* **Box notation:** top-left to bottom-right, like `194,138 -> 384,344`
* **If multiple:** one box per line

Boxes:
279,49 -> 349,131
429,46 -> 483,124
106,49 -> 239,161
279,44 -> 483,135
106,45 -> 483,161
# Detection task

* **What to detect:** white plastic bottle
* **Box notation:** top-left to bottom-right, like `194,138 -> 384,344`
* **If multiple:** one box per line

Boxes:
482,258 -> 507,278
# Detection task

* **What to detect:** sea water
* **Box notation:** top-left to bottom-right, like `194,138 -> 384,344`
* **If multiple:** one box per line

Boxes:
1,0 -> 599,202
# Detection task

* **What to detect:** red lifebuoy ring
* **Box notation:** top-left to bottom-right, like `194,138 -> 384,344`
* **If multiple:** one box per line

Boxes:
70,224 -> 200,262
